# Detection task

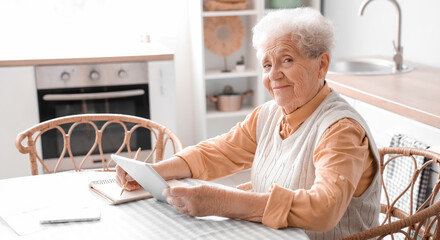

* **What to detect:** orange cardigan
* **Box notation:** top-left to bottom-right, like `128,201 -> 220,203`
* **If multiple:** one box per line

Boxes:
177,83 -> 377,229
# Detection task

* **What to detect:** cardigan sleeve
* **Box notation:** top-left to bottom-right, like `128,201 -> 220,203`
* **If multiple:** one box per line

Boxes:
175,106 -> 262,180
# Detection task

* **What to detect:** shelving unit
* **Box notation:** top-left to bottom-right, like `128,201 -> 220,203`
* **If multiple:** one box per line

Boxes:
190,0 -> 321,142
202,10 -> 258,17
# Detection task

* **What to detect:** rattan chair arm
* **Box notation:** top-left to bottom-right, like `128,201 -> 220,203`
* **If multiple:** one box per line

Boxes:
341,201 -> 440,240
379,147 -> 440,163
15,132 -> 31,154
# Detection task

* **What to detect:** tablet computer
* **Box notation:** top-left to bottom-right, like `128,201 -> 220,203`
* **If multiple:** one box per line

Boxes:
111,154 -> 168,202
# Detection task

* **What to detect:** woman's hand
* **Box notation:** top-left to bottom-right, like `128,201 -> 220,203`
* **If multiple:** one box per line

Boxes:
163,185 -> 226,217
163,185 -> 269,222
115,156 -> 191,191
115,164 -> 141,191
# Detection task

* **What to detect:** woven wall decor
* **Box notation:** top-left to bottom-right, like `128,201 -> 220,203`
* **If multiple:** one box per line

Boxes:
204,16 -> 244,57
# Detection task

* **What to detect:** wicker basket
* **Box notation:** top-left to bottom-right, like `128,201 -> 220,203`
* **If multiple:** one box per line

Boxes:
204,0 -> 248,11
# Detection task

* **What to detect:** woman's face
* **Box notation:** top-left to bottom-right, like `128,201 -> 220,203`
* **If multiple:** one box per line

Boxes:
259,34 -> 329,114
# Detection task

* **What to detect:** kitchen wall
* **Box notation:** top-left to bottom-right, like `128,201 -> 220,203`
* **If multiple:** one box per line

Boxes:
323,0 -> 440,68
0,0 -> 197,147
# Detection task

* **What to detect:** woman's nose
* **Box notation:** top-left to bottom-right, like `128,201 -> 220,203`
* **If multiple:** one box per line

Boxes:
269,66 -> 283,81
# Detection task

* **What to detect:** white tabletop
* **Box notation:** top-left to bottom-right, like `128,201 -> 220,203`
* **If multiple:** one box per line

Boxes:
0,171 -> 309,240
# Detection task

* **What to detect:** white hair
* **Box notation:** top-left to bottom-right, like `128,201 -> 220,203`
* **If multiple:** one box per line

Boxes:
252,7 -> 335,59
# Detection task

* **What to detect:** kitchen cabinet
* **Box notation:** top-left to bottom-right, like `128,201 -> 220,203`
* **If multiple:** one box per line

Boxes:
189,0 -> 321,142
327,59 -> 440,147
148,60 -> 178,158
341,94 -> 440,195
0,66 -> 39,179
341,94 -> 440,148
0,57 -> 177,179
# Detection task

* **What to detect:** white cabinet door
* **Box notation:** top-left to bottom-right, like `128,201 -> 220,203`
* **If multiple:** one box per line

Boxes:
353,98 -> 440,148
148,60 -> 178,159
342,94 -> 440,194
0,66 -> 39,179
148,60 -> 177,132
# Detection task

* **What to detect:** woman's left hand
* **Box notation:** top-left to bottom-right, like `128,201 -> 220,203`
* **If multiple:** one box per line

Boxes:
163,184 -> 269,221
163,185 -> 229,217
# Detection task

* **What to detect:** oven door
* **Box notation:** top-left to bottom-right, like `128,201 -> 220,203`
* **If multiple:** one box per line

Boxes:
37,84 -> 150,168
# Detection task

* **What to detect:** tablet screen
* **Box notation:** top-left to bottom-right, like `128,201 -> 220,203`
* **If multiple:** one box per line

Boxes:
111,154 -> 169,202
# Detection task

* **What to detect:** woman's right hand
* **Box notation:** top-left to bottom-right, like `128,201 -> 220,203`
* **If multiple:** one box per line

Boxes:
115,156 -> 191,191
115,164 -> 141,191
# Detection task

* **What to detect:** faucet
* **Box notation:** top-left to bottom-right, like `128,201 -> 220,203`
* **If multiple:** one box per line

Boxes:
359,0 -> 403,71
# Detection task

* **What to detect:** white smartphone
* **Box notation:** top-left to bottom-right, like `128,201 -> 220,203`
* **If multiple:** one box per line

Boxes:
111,154 -> 169,202
39,207 -> 101,224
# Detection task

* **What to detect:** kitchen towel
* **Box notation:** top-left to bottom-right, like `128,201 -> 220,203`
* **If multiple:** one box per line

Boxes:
383,134 -> 431,213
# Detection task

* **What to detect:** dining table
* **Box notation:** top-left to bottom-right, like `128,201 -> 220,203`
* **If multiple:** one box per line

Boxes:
0,171 -> 309,240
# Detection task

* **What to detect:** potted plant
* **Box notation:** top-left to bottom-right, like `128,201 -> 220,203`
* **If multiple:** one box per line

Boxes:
236,56 -> 245,72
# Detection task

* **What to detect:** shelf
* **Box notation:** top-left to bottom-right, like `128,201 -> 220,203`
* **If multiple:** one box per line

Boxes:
205,69 -> 259,80
192,0 -> 321,142
206,105 -> 254,119
202,10 -> 258,17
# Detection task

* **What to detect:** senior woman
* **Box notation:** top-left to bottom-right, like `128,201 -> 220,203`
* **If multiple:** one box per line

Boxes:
116,7 -> 380,239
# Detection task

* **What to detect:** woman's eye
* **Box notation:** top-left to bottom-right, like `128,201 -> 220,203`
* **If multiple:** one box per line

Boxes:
263,64 -> 271,69
284,58 -> 293,63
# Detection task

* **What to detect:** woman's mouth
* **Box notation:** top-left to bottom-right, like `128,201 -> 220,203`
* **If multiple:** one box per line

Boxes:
272,85 -> 289,91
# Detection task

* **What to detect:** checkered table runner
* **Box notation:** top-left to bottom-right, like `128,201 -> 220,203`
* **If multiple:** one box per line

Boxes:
100,178 -> 309,239
0,174 -> 310,240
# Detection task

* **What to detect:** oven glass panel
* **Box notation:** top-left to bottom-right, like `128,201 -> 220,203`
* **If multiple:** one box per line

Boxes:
38,84 -> 150,159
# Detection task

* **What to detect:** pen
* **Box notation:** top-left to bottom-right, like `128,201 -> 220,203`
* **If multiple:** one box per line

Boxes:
120,148 -> 141,196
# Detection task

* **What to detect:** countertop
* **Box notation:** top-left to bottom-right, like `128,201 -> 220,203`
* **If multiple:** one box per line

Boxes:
0,42 -> 174,67
327,59 -> 440,129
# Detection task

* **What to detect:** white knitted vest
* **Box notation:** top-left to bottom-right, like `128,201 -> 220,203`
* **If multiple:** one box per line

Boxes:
251,91 -> 381,240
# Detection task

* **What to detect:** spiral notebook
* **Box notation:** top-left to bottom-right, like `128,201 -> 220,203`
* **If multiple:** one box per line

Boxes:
89,178 -> 186,205
89,179 -> 152,205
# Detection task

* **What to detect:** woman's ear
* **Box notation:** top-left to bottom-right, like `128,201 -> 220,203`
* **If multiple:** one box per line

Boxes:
318,52 -> 330,79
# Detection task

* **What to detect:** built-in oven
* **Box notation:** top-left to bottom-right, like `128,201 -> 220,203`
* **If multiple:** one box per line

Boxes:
35,62 -> 151,171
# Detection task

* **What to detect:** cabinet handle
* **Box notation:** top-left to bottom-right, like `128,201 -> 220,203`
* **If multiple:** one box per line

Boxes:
42,89 -> 145,101
159,69 -> 164,95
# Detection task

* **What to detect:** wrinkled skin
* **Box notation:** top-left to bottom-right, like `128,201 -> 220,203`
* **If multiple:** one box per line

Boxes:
163,185 -> 264,221
260,34 -> 329,114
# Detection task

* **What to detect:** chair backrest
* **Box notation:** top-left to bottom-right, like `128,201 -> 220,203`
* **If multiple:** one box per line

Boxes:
15,114 -> 184,175
378,147 -> 440,239
343,147 -> 440,240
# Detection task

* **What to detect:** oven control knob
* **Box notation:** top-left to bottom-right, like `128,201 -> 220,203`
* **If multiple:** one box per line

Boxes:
61,72 -> 70,81
118,69 -> 128,78
90,71 -> 100,81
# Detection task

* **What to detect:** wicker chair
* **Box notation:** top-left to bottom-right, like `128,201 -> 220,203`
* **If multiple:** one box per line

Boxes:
343,147 -> 440,240
15,114 -> 183,175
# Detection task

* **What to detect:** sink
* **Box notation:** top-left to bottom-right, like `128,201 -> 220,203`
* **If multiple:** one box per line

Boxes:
328,58 -> 413,75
